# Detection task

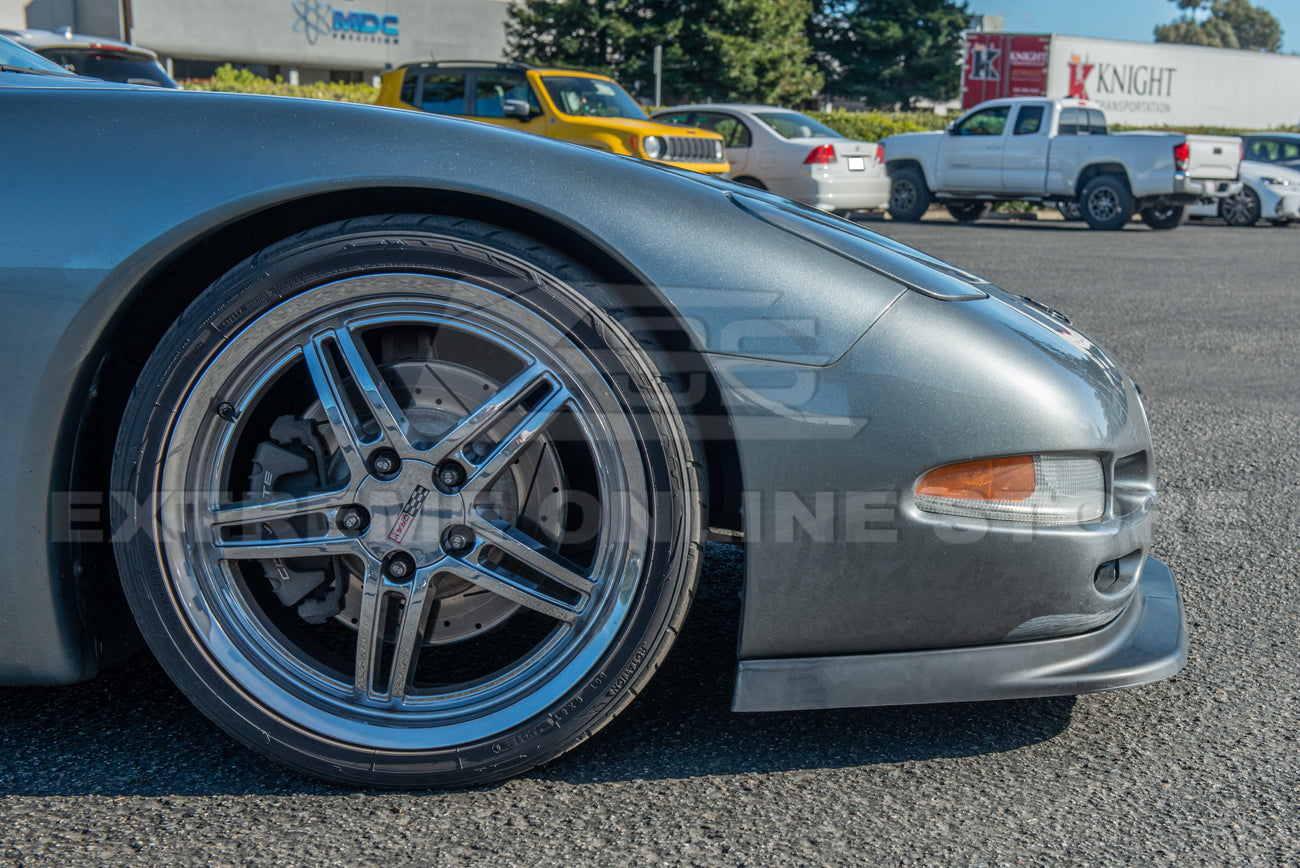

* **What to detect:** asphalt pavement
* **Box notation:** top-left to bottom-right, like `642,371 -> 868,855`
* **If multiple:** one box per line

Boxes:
2,214 -> 1297,867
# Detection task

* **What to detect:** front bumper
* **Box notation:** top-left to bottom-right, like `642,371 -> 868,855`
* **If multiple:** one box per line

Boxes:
1274,192 -> 1300,219
790,167 -> 891,211
732,558 -> 1186,711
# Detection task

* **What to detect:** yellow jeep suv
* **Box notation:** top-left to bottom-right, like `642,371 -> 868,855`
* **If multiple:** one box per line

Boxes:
377,61 -> 729,175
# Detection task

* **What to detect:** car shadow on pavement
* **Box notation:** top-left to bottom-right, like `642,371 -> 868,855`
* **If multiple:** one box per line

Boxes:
0,544 -> 1072,796
538,543 -> 1075,786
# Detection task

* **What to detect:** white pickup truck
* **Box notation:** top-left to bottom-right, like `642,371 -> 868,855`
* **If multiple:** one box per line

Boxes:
882,98 -> 1242,230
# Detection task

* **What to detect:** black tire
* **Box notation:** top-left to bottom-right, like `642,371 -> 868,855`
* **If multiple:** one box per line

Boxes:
111,214 -> 705,788
1057,201 -> 1084,222
733,176 -> 767,190
945,200 -> 988,223
888,167 -> 931,222
1219,186 -> 1262,226
1139,204 -> 1185,230
1080,175 -> 1134,231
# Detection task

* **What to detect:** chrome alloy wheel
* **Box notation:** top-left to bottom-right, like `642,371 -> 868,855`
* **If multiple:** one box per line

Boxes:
1219,186 -> 1261,226
156,274 -> 650,750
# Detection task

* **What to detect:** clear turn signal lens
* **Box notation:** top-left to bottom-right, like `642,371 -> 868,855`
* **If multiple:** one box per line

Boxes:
915,455 -> 1104,524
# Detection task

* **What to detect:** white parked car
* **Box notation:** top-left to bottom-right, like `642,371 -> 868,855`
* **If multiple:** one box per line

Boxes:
652,104 -> 889,213
1188,159 -> 1300,226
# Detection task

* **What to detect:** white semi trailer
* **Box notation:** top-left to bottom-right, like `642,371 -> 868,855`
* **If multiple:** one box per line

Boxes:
962,32 -> 1300,129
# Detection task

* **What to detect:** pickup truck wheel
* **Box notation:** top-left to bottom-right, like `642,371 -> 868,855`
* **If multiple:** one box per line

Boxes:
1219,186 -> 1261,226
1080,175 -> 1134,231
1139,204 -> 1185,230
945,201 -> 988,223
888,168 -> 931,222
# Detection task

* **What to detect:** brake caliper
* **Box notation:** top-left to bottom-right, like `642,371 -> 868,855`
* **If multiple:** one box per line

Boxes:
246,415 -> 345,623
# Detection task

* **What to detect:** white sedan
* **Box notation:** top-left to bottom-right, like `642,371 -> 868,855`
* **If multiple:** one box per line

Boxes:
1188,159 -> 1300,226
651,104 -> 889,213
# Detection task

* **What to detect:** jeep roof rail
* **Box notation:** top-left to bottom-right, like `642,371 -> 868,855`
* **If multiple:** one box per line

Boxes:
407,60 -> 535,71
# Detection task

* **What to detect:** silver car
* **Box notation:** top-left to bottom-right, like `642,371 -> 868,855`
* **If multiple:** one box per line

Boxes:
653,104 -> 889,213
1,37 -> 1186,789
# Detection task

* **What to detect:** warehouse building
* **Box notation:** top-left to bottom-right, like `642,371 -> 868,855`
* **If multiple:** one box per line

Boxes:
1,0 -> 510,83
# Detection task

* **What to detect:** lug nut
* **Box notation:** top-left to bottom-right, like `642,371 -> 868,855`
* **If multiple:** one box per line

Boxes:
336,506 -> 369,534
443,525 -> 475,555
436,461 -> 466,490
385,551 -> 416,582
369,448 -> 400,478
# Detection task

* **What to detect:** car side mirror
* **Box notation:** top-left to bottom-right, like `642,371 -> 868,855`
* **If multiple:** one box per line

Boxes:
503,100 -> 532,120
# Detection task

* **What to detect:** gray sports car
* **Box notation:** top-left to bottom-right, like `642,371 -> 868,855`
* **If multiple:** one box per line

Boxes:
1,38 -> 1187,788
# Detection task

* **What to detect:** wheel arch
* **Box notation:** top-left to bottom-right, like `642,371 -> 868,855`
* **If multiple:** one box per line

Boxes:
1074,163 -> 1130,198
886,158 -> 931,188
59,186 -> 744,675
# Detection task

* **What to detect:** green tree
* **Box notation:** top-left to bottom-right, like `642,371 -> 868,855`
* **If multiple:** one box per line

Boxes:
506,0 -> 822,105
1155,0 -> 1282,52
702,0 -> 823,104
812,0 -> 970,108
506,0 -> 643,78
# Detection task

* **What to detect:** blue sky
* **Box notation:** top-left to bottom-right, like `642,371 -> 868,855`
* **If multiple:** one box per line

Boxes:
974,0 -> 1300,52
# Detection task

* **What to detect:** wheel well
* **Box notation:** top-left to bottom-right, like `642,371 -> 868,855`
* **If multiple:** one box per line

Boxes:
68,188 -> 744,661
885,159 -> 924,179
1075,164 -> 1130,198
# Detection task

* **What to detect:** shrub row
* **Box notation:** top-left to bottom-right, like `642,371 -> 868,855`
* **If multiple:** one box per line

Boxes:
181,64 -> 378,103
806,110 -> 950,141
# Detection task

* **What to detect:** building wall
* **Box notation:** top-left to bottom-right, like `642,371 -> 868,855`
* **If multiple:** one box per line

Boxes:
128,0 -> 510,76
7,0 -> 511,77
0,0 -> 28,29
13,0 -> 121,37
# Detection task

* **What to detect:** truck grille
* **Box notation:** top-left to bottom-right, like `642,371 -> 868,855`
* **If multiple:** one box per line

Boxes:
663,136 -> 724,164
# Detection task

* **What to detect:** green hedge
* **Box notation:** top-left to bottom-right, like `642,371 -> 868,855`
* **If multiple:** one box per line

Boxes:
181,64 -> 378,103
806,109 -> 950,141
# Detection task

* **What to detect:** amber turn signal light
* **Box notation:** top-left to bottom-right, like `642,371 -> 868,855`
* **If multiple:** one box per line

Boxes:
916,456 -> 1036,502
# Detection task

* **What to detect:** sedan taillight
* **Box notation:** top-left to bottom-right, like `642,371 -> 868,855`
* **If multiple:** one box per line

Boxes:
805,144 -> 837,164
875,143 -> 885,164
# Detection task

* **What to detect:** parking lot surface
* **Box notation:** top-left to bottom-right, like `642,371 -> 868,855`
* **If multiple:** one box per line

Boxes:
2,218 -> 1297,867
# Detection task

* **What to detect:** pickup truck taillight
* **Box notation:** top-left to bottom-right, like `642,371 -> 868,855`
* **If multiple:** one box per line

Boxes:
875,143 -> 885,164
1173,141 -> 1190,171
805,145 -> 837,164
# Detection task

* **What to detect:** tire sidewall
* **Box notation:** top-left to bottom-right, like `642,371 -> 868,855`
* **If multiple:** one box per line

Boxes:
888,168 -> 931,222
111,216 -> 702,787
1081,176 -> 1133,231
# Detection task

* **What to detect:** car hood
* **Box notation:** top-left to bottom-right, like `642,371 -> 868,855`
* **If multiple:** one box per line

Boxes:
1241,159 -> 1300,184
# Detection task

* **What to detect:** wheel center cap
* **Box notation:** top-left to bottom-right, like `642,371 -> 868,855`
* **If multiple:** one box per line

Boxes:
355,460 -> 465,566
